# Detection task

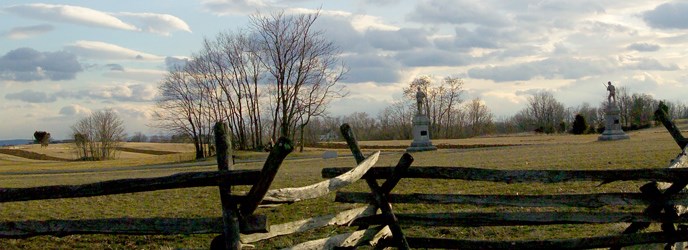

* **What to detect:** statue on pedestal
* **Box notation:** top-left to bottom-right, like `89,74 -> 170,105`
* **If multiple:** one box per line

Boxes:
407,86 -> 436,152
599,81 -> 629,141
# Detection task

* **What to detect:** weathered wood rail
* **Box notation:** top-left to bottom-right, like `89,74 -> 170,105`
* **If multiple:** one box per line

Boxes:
311,107 -> 688,249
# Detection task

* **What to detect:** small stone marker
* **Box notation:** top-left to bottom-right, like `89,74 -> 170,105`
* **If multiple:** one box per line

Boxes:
322,151 -> 338,159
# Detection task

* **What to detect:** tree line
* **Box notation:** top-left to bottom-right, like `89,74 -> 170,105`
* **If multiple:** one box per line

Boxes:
296,87 -> 687,144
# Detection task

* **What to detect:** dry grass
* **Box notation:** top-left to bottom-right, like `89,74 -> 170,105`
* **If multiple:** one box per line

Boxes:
0,124 -> 685,249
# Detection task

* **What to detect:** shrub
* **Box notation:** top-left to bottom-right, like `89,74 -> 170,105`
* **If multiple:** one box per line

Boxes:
571,114 -> 587,135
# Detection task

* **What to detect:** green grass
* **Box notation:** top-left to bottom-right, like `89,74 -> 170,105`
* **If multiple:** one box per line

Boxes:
0,125 -> 684,249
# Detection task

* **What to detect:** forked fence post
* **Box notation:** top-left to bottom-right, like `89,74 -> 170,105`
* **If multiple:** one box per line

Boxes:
655,108 -> 688,150
213,122 -> 241,250
614,108 -> 688,250
340,123 -> 411,250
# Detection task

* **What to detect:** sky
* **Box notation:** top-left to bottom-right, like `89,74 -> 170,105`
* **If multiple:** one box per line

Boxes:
1,0 -> 688,140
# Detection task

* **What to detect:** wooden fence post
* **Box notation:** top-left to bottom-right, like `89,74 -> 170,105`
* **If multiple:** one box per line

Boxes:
340,123 -> 411,250
213,122 -> 241,250
655,108 -> 688,149
240,137 -> 293,216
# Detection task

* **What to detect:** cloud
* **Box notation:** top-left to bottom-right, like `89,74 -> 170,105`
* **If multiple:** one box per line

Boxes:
90,84 -> 157,102
627,43 -> 661,52
116,12 -> 192,35
468,57 -> 614,82
341,54 -> 402,84
0,47 -> 82,82
201,0 -> 269,15
619,56 -> 679,71
356,0 -> 401,6
65,40 -> 165,61
643,2 -> 688,29
395,49 -> 471,67
105,64 -> 124,71
165,56 -> 190,71
3,24 -> 54,39
4,3 -> 138,31
59,104 -> 91,116
102,68 -> 167,82
5,90 -> 57,103
406,0 -> 509,27
365,28 -> 430,51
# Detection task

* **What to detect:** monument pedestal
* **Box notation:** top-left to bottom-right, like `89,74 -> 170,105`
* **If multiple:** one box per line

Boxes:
598,104 -> 630,141
407,114 -> 437,152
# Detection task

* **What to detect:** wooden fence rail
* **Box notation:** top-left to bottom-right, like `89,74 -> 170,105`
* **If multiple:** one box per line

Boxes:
323,166 -> 688,183
0,170 -> 260,203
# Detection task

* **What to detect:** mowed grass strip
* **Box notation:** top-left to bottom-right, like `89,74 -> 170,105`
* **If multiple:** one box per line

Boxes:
0,125 -> 683,249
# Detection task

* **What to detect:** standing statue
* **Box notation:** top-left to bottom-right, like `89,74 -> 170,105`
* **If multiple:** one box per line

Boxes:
606,81 -> 616,103
415,86 -> 426,115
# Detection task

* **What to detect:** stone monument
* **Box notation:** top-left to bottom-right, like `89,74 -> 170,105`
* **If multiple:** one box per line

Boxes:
598,81 -> 630,141
407,87 -> 437,152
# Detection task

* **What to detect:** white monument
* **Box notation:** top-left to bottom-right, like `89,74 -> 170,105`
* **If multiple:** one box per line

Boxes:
407,87 -> 437,152
599,81 -> 630,141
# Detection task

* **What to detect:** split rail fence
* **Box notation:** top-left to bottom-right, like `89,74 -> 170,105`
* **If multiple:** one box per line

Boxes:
2,108 -> 688,249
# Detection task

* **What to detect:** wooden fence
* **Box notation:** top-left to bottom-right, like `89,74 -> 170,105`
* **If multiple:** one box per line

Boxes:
2,108 -> 688,249
316,108 -> 688,249
0,122 -> 386,249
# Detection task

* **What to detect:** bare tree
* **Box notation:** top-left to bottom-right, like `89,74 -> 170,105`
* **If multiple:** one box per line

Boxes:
71,109 -> 126,160
154,10 -> 344,152
250,10 -> 346,141
378,100 -> 413,140
154,67 -> 211,159
518,91 -> 566,133
464,98 -> 494,136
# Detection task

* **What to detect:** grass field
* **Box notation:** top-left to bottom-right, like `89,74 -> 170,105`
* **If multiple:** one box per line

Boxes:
0,124 -> 686,249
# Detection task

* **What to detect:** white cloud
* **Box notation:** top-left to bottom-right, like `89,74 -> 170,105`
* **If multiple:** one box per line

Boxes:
59,104 -> 92,116
3,24 -> 54,39
65,40 -> 165,61
5,90 -> 58,103
102,68 -> 167,83
4,3 -> 139,31
116,12 -> 192,36
201,0 -> 269,15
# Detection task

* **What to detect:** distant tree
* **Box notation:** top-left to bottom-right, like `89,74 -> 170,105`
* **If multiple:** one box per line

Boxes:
629,93 -> 657,128
517,91 -> 566,134
71,109 -> 126,160
342,112 -> 378,141
378,100 -> 413,140
33,131 -> 50,148
571,114 -> 587,135
128,132 -> 148,142
572,103 -> 599,129
464,98 -> 494,137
